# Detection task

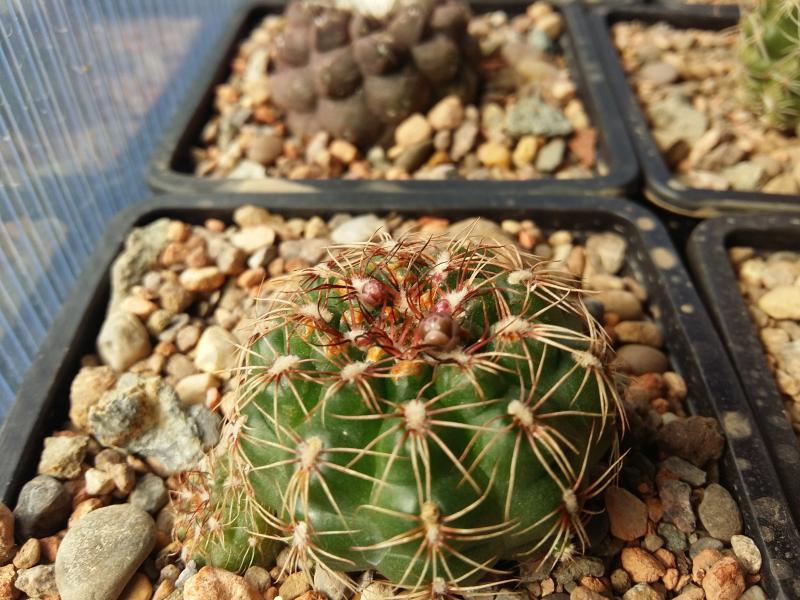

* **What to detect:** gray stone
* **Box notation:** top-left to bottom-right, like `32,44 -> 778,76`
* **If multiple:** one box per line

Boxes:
660,456 -> 707,487
622,583 -> 662,600
698,483 -> 742,542
553,557 -> 604,585
96,311 -> 151,372
649,96 -> 708,148
56,505 -> 155,600
689,535 -> 724,559
37,435 -> 90,480
129,473 -> 168,514
657,522 -> 687,553
535,138 -> 566,173
451,121 -> 479,161
722,162 -> 765,192
188,404 -> 222,450
613,344 -> 669,375
505,96 -> 573,139
279,238 -> 330,264
447,219 -> 514,245
639,61 -> 679,85
13,475 -> 71,540
394,140 -> 434,173
247,133 -> 283,166
313,568 -> 348,600
656,416 -> 725,466
109,219 -> 170,312
15,564 -> 58,597
585,233 -> 627,275
88,374 -> 204,475
331,215 -> 387,244
659,479 -> 695,534
731,534 -> 761,574
740,585 -> 767,600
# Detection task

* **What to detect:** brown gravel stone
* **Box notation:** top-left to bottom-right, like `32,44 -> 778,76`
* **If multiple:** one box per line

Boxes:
11,540 -> 39,570
605,487 -> 648,541
0,504 -> 14,565
183,566 -> 260,600
621,548 -> 666,583
657,416 -> 725,466
179,267 -> 225,293
279,572 -> 311,600
702,557 -> 745,600
0,564 -> 17,600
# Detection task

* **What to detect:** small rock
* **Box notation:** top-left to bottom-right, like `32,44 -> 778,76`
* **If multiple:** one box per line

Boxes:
739,585 -> 767,600
615,321 -> 663,348
505,96 -> 573,139
180,267 -> 225,293
535,138 -> 566,173
0,563 -> 17,599
730,535 -> 761,574
698,484 -> 742,542
228,160 -> 266,179
622,583 -> 663,600
175,373 -> 219,406
570,587 -> 605,600
331,215 -> 386,244
14,564 -> 57,597
605,487 -> 648,541
595,290 -> 642,320
69,366 -> 117,430
639,61 -> 679,85
195,326 -> 238,374
85,468 -> 115,496
88,374 -> 204,475
279,572 -> 311,600
722,162 -> 764,192
649,96 -> 708,149
313,569 -> 347,600
394,141 -> 434,172
660,456 -> 707,487
243,566 -> 271,593
395,113 -> 432,148
118,572 -> 152,600
13,476 -> 70,540
757,286 -> 800,320
361,581 -> 394,600
231,225 -> 276,253
37,435 -> 89,480
12,538 -> 39,570
109,219 -> 170,311
614,344 -> 669,375
129,473 -> 168,514
428,96 -> 464,130
659,479 -> 696,534
55,505 -> 155,600
451,121 -> 479,161
657,416 -> 725,466
247,133 -> 283,166
512,135 -> 541,167
188,404 -> 221,450
0,504 -> 13,564
621,547 -> 666,583
702,557 -> 745,600
690,537 -> 724,560
477,142 -> 511,169
568,128 -> 597,169
553,557 -> 604,585
329,140 -> 358,164
657,522 -> 686,553
184,566 -> 260,600
97,311 -> 151,372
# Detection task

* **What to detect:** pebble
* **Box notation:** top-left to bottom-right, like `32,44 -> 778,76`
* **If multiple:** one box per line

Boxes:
243,566 -> 271,592
330,215 -> 386,244
620,547 -> 665,583
395,113 -> 432,148
505,96 -> 572,138
730,535 -> 761,574
614,344 -> 669,375
657,416 -> 725,466
639,61 -> 679,85
553,557 -> 604,585
427,96 -> 464,130
595,290 -> 643,320
13,475 -> 71,539
477,141 -> 511,169
757,285 -> 800,320
183,566 -> 260,600
451,121 -> 479,161
512,135 -> 541,167
176,373 -> 219,406
657,522 -> 686,553
247,133 -> 283,166
37,435 -> 89,480
14,564 -> 57,597
97,311 -> 152,372
659,479 -> 696,534
12,538 -> 38,570
605,487 -> 648,541
279,572 -> 311,600
179,267 -> 225,293
313,569 -> 347,600
0,564 -> 16,599
195,326 -> 239,373
660,456 -> 707,487
570,587 -> 605,600
702,557 -> 745,600
55,505 -> 155,600
109,219 -> 170,311
231,225 -> 276,253
129,473 -> 168,514
535,138 -> 566,172
739,585 -> 767,600
615,321 -> 663,347
698,484 -> 742,542
690,537 -> 724,560
69,366 -> 117,431
622,583 -> 663,600
118,572 -> 153,600
85,468 -> 116,496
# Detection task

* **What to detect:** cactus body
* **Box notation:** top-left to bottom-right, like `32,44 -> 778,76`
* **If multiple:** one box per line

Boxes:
268,0 -> 479,147
179,233 -> 623,594
738,0 -> 800,129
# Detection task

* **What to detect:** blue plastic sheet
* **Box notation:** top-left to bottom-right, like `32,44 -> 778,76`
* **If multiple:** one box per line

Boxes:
0,0 -> 241,418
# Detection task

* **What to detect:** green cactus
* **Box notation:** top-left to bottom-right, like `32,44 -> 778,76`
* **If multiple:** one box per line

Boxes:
177,233 -> 623,595
738,0 -> 800,129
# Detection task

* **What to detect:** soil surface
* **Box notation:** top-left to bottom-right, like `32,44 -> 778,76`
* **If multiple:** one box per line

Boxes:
0,209 -> 765,600
613,21 -> 800,195
191,2 -> 598,182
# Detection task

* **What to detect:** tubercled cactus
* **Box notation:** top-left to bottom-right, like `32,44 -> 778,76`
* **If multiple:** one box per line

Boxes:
268,0 -> 479,146
177,231 -> 624,595
738,0 -> 800,129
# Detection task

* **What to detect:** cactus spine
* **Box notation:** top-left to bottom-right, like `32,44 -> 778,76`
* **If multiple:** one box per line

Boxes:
177,232 -> 624,595
738,0 -> 800,129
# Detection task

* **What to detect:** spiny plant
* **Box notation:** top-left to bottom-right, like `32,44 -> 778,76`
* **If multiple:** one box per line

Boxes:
175,230 -> 624,597
267,0 -> 479,147
738,0 -> 800,129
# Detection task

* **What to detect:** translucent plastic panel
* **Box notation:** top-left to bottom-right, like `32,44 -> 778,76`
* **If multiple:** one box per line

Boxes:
0,0 -> 241,418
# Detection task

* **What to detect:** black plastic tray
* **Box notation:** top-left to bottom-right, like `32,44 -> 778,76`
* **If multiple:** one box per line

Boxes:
2,194 -> 799,597
589,3 -> 800,216
146,1 -> 638,197
688,215 -> 800,532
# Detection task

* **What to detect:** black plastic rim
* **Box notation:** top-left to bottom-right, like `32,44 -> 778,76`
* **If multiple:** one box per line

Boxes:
145,1 -> 639,197
1,193 -> 798,597
688,214 -> 800,532
588,3 -> 800,216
